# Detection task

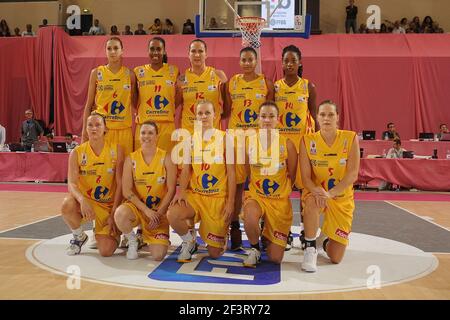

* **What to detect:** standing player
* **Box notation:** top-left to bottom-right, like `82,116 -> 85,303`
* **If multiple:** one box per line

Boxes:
223,47 -> 274,251
242,101 -> 297,267
114,121 -> 177,260
81,37 -> 136,249
176,39 -> 227,133
275,44 -> 317,249
134,37 -> 179,152
168,100 -> 236,262
61,112 -> 124,256
299,100 -> 360,272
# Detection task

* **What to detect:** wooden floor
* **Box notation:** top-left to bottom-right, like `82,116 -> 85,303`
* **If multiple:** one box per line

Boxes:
1,190 -> 449,300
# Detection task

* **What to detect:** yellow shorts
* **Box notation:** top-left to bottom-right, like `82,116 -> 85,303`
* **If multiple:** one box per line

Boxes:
135,122 -> 176,152
186,191 -> 228,249
81,199 -> 119,240
105,127 -> 133,156
235,164 -> 247,185
122,201 -> 170,246
301,192 -> 354,246
244,194 -> 293,247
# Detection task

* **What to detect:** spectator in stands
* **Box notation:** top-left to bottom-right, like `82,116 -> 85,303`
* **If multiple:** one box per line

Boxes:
40,19 -> 48,28
0,19 -> 11,37
122,25 -> 133,35
379,23 -> 388,33
162,19 -> 174,34
378,138 -> 405,191
411,16 -> 422,33
110,25 -> 120,35
400,18 -> 408,30
149,18 -> 162,34
209,17 -> 219,29
21,109 -> 44,152
21,24 -> 36,37
382,122 -> 401,141
182,19 -> 195,34
13,27 -> 21,37
421,16 -> 434,33
437,124 -> 449,140
134,23 -> 147,35
65,133 -> 79,152
358,23 -> 367,34
0,123 -> 5,145
345,0 -> 358,34
88,19 -> 105,35
392,21 -> 406,34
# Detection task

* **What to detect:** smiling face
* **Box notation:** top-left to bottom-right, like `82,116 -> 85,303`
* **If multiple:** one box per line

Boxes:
105,39 -> 123,63
148,39 -> 165,66
140,123 -> 158,147
189,41 -> 207,69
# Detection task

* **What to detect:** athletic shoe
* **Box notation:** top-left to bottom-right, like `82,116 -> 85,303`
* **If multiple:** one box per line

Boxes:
126,238 -> 139,260
302,247 -> 318,272
285,231 -> 294,251
67,232 -> 88,256
177,240 -> 198,263
119,235 -> 128,249
136,228 -> 146,249
88,228 -> 97,249
243,248 -> 261,268
230,226 -> 242,251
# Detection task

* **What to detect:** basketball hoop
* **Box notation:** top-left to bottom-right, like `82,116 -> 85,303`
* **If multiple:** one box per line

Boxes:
236,16 -> 266,49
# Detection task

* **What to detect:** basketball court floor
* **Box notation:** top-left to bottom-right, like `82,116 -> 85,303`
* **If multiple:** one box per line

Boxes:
1,183 -> 449,300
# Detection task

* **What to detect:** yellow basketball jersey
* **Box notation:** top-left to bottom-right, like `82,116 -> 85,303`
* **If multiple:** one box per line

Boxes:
189,129 -> 227,197
130,148 -> 167,210
181,66 -> 222,132
228,74 -> 268,130
248,132 -> 292,199
94,65 -> 132,129
76,141 -> 118,206
303,130 -> 356,198
275,78 -> 310,151
134,63 -> 179,123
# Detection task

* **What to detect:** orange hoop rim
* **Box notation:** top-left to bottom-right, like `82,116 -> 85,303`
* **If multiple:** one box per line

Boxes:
236,16 -> 266,27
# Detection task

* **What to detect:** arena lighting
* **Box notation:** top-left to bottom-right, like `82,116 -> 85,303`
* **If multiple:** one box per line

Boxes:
82,8 -> 90,13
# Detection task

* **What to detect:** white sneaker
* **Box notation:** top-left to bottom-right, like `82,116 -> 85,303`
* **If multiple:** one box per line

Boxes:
177,240 -> 198,263
67,232 -> 88,256
243,248 -> 261,268
302,247 -> 318,272
126,238 -> 139,260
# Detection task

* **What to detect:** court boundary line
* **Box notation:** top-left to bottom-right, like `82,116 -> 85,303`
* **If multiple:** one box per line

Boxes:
0,214 -> 61,234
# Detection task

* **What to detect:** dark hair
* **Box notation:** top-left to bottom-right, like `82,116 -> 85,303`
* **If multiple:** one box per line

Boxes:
65,132 -> 73,138
166,19 -> 173,26
387,122 -> 394,128
259,100 -> 279,115
149,37 -> 168,63
190,39 -> 207,52
393,138 -> 401,145
422,16 -> 433,27
440,123 -> 447,129
400,18 -> 408,25
155,18 -> 161,24
107,36 -> 123,49
282,45 -> 303,77
46,133 -> 54,139
318,100 -> 339,114
240,46 -> 257,58
141,120 -> 159,134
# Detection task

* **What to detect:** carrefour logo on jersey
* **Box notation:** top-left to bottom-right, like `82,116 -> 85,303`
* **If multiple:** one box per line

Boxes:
104,101 -> 125,121
238,109 -> 258,124
201,174 -> 218,190
256,179 -> 280,196
146,195 -> 161,209
280,112 -> 301,128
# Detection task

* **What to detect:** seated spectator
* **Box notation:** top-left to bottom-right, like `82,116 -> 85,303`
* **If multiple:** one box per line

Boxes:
65,133 -> 79,152
134,23 -> 147,35
13,27 -> 21,37
182,19 -> 195,34
358,23 -> 367,34
162,19 -> 174,34
110,25 -> 120,35
410,16 -> 422,33
21,109 -> 44,152
392,21 -> 406,34
437,124 -> 449,140
0,19 -> 11,37
0,123 -> 5,145
378,139 -> 405,191
88,19 -> 105,35
379,23 -> 388,33
40,19 -> 48,28
122,25 -> 133,35
382,122 -> 400,140
422,16 -> 434,33
149,18 -> 162,34
209,17 -> 219,29
21,24 -> 36,37
46,133 -> 54,152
